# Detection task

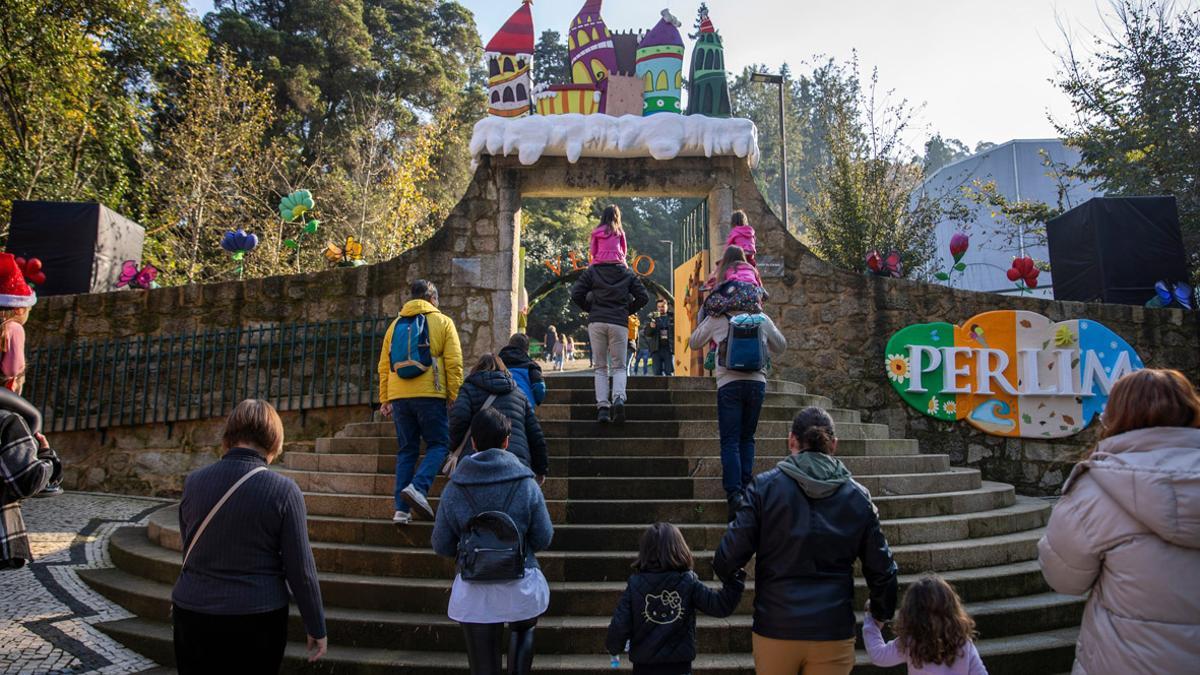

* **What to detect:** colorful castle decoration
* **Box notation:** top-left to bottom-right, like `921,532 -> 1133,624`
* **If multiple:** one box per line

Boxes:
486,0 -> 535,118
637,10 -> 685,115
686,5 -> 731,117
494,0 -> 732,119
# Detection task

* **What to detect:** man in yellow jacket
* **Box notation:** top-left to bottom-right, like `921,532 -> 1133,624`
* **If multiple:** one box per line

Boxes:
377,279 -> 463,525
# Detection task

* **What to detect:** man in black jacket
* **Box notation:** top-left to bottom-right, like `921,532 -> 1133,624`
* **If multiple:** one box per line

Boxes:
712,407 -> 898,675
570,263 -> 650,423
647,299 -> 674,376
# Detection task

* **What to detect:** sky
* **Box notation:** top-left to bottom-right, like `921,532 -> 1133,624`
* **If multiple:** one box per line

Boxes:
183,0 -> 1145,150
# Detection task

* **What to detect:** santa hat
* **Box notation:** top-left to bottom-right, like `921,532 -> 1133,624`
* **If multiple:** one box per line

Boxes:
0,253 -> 36,308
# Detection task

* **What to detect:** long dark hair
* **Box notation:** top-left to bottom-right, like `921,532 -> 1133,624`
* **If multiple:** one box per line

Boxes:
894,575 -> 977,669
634,522 -> 693,573
469,353 -> 508,376
600,204 -> 623,236
791,407 -> 836,454
714,245 -> 753,286
731,210 -> 748,228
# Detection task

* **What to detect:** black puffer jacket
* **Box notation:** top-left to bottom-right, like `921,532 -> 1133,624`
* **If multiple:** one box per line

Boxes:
448,370 -> 548,476
712,461 -> 898,641
570,263 -> 650,328
605,570 -> 744,667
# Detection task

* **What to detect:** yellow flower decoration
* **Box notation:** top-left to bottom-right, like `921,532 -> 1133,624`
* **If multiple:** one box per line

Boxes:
1054,324 -> 1076,347
927,397 -> 939,415
944,401 -> 958,415
886,353 -> 910,383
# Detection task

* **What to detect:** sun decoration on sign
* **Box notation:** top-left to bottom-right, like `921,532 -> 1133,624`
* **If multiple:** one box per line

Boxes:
886,354 -> 910,384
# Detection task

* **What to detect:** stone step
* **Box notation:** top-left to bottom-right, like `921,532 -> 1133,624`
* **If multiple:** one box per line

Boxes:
538,376 -> 807,395
339,419 -> 892,441
91,616 -> 1079,674
535,403 -> 859,424
81,565 -> 1082,654
539,389 -> 824,407
274,466 -> 985,501
297,481 -> 1012,523
313,436 -> 916,458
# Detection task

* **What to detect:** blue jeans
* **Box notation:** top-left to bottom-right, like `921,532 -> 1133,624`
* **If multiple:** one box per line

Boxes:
717,380 -> 766,496
390,398 -> 449,512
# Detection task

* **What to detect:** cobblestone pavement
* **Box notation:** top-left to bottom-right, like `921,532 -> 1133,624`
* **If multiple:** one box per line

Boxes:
1,492 -> 171,675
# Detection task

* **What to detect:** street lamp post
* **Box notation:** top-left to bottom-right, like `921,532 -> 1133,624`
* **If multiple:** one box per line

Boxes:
750,71 -> 788,230
658,239 -> 675,301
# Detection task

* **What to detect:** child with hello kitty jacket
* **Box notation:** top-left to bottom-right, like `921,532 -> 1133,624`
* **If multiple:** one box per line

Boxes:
606,522 -> 745,674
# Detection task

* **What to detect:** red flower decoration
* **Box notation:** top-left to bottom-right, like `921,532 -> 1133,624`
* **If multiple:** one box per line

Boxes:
13,256 -> 46,287
866,250 -> 883,274
1007,256 -> 1040,289
949,232 -> 969,262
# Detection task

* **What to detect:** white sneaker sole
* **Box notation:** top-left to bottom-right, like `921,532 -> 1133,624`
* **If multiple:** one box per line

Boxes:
401,487 -> 435,520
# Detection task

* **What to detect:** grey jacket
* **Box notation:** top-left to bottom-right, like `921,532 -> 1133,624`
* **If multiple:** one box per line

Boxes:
1038,427 -> 1200,675
688,313 -> 787,388
431,448 -> 554,570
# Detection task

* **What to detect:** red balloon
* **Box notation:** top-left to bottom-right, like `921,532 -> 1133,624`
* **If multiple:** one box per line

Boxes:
1006,268 -> 1021,282
26,258 -> 41,273
29,271 -> 46,286
1028,268 -> 1040,279
14,257 -> 25,269
1026,276 -> 1039,289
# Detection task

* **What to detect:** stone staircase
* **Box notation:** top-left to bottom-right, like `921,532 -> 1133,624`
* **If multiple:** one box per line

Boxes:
79,376 -> 1081,673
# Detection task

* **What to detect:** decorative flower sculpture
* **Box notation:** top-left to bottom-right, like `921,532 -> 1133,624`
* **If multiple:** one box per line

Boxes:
221,229 -> 260,278
1146,280 -> 1195,310
1006,256 -> 1040,292
866,250 -> 902,278
935,232 -> 969,283
886,353 -> 910,384
279,190 -> 314,222
13,257 -> 46,287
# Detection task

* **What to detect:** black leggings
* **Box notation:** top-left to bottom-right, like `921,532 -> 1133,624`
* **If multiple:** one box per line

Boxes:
173,604 -> 288,674
461,617 -> 538,675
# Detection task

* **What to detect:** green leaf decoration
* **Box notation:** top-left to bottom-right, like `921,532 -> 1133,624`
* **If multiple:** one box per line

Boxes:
284,238 -> 299,249
954,262 -> 967,271
303,219 -> 320,234
279,190 -> 315,221
232,251 -> 245,261
934,272 -> 950,281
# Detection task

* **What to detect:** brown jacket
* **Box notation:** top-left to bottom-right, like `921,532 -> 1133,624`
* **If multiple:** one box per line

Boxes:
1038,427 -> 1200,674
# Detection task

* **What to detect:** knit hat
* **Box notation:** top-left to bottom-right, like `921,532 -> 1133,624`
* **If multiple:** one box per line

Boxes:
0,253 -> 36,308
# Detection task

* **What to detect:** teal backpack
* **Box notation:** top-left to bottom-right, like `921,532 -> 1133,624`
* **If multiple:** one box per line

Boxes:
390,314 -> 434,379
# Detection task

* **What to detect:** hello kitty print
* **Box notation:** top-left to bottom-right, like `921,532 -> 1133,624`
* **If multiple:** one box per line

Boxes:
643,590 -> 683,624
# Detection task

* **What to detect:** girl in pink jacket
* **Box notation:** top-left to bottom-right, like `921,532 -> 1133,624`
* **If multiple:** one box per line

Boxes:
589,205 -> 627,267
726,210 -> 756,267
864,575 -> 988,674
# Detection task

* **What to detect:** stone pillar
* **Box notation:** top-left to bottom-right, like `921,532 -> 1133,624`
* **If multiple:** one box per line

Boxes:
495,170 -> 521,347
707,181 -> 734,268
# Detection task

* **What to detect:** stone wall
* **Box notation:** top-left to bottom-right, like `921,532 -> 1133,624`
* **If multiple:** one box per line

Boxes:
27,154 -> 1200,497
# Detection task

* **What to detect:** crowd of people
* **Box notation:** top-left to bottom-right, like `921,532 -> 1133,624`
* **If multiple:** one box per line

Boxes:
3,205 -> 1199,675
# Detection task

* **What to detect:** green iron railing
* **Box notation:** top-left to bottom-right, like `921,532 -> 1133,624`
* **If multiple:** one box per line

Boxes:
678,199 -> 709,263
25,317 -> 392,433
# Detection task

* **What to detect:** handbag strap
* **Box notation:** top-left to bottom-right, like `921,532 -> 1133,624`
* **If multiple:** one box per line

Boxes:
453,394 -> 499,456
183,466 -> 268,568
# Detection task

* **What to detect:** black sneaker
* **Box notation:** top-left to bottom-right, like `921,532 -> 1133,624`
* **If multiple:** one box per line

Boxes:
597,407 -> 611,424
612,397 -> 626,423
726,491 -> 744,523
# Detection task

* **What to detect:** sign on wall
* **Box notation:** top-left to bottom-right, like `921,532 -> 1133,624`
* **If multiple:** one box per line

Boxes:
885,311 -> 1144,438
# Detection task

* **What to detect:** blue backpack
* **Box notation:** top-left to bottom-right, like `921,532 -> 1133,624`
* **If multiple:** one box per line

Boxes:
721,314 -> 767,372
390,314 -> 434,379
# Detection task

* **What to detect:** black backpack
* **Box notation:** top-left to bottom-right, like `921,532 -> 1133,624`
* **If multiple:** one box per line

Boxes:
456,481 -> 526,582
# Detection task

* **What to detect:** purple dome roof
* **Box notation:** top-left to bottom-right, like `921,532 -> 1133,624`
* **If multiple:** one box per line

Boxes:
638,9 -> 683,49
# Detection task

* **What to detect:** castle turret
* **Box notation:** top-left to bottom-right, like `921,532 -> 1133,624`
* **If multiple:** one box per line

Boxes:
686,5 -> 732,117
636,10 -> 685,116
485,0 -> 535,118
568,0 -> 618,111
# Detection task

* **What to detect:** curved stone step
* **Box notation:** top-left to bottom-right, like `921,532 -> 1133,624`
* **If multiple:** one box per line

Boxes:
313,436 -> 916,458
338,419 -> 892,441
90,616 -> 1079,674
80,564 -> 1082,653
540,389 -> 823,406
535,404 -> 858,424
539,376 -> 807,395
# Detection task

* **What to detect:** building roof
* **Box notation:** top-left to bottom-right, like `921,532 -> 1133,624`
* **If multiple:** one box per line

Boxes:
639,10 -> 683,49
486,0 -> 535,55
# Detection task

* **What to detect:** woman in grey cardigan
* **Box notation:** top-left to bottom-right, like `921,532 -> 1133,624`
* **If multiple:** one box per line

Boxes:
171,400 -> 327,673
432,408 -> 554,675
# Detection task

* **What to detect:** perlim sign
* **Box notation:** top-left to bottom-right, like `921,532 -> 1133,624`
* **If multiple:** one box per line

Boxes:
885,311 -> 1144,439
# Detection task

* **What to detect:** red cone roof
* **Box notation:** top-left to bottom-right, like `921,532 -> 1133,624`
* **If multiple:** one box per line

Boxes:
486,0 -> 535,55
699,16 -> 715,33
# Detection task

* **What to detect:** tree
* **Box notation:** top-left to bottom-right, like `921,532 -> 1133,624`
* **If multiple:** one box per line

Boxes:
522,198 -> 596,340
0,0 -> 207,228
533,30 -> 569,86
1053,0 -> 1200,279
142,51 -> 283,284
923,134 -> 971,174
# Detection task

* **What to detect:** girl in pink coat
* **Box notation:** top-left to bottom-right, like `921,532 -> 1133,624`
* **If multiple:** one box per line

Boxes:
725,210 -> 756,267
589,205 -> 627,267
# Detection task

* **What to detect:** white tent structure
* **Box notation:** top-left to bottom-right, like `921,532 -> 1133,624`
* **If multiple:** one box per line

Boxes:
920,139 -> 1102,297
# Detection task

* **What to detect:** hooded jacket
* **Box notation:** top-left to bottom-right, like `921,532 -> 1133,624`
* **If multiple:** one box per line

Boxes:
448,370 -> 548,476
1038,426 -> 1200,675
498,344 -> 546,407
605,569 -> 745,667
590,225 -> 628,266
726,224 -> 757,255
430,448 -> 554,570
570,263 -> 650,329
377,299 -> 463,402
712,451 -> 898,640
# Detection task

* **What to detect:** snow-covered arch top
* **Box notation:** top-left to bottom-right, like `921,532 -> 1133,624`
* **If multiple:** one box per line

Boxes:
469,113 -> 760,169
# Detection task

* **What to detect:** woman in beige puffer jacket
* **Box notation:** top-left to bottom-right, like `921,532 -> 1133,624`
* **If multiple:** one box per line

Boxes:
1038,368 -> 1200,675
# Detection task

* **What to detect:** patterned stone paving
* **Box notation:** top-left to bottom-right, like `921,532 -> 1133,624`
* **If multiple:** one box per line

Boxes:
1,493 -> 170,674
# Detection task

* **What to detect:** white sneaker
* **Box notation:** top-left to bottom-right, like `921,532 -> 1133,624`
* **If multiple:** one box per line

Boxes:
392,510 -> 412,525
401,484 -> 435,520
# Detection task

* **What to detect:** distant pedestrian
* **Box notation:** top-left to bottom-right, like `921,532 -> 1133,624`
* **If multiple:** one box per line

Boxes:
571,216 -> 650,423
0,390 -> 60,570
432,409 -> 554,675
552,336 -> 566,372
1038,369 -> 1200,675
499,334 -> 546,408
377,279 -> 464,525
565,336 -> 575,362
648,299 -> 674,376
713,407 -> 898,675
606,522 -> 746,674
863,575 -> 987,674
447,355 -> 548,481
171,400 -> 327,673
543,326 -> 558,365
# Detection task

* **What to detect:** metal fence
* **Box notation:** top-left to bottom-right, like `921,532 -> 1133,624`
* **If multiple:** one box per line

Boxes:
25,317 -> 393,432
677,199 -> 709,263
